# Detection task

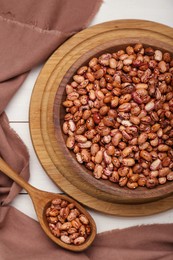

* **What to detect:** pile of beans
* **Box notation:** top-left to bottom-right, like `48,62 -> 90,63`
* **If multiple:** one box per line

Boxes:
62,43 -> 173,189
46,198 -> 91,245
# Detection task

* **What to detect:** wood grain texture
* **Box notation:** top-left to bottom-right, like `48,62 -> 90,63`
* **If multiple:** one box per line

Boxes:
29,19 -> 173,216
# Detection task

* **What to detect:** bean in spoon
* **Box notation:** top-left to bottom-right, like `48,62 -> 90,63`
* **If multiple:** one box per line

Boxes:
0,157 -> 96,252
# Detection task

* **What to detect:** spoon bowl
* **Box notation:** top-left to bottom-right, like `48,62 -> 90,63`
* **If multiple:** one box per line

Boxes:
0,157 -> 96,251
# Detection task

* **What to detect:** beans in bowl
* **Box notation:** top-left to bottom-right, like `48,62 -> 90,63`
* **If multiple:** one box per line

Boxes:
62,43 -> 173,189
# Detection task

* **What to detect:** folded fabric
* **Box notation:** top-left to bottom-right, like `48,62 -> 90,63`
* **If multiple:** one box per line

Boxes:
1,206 -> 173,260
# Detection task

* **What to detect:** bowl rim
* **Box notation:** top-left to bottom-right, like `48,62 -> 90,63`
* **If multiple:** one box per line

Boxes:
53,36 -> 173,203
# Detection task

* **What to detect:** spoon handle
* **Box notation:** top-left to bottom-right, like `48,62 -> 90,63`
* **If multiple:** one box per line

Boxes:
0,157 -> 36,195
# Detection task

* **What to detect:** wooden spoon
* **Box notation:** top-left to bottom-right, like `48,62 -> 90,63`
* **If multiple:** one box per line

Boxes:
0,157 -> 96,251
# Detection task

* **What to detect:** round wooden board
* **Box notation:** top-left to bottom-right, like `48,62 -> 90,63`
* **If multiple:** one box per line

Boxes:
29,19 -> 173,216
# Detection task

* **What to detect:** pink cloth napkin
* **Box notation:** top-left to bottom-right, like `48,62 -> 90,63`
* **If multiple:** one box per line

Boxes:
0,1 -> 173,259
1,206 -> 173,260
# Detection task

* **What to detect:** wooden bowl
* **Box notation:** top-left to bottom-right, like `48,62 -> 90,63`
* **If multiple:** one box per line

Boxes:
53,21 -> 173,204
30,20 -> 173,216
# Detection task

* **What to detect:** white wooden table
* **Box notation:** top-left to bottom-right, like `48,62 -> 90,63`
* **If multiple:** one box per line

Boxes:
8,0 -> 173,233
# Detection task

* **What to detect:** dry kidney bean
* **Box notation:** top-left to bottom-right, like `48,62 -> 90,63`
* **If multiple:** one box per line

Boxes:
46,198 -> 91,245
62,43 -> 173,189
